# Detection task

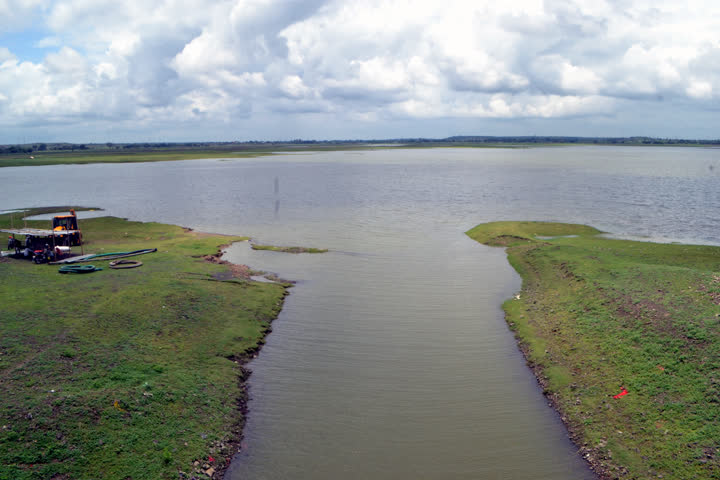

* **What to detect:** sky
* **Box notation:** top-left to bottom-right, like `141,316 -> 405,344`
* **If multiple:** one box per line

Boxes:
0,0 -> 719,143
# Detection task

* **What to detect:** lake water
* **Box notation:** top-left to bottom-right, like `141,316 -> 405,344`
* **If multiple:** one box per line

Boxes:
2,146 -> 719,479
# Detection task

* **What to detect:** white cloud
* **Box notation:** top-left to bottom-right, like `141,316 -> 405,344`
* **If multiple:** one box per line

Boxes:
172,31 -> 237,75
559,62 -> 603,94
93,62 -> 118,80
108,33 -> 141,58
1,0 -> 720,140
44,47 -> 87,75
279,75 -> 311,98
0,0 -> 45,33
35,36 -> 62,48
391,91 -> 614,120
686,80 -> 713,99
0,47 -> 15,63
530,55 -> 604,95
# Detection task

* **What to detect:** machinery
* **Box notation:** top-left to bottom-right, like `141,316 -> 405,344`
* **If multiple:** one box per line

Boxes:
52,210 -> 82,246
2,209 -> 83,263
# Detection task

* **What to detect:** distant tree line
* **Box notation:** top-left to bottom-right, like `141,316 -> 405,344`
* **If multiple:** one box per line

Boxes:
0,143 -> 89,154
0,145 -> 34,154
441,136 -> 720,145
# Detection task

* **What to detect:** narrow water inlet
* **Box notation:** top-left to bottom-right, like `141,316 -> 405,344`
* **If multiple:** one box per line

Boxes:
223,232 -> 595,480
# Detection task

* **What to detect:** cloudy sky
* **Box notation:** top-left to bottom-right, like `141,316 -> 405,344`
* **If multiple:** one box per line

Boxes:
0,0 -> 718,143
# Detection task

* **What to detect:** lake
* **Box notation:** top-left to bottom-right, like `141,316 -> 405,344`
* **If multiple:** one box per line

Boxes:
2,146 -> 719,479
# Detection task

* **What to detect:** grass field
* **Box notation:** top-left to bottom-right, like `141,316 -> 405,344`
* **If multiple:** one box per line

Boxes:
467,222 -> 720,480
0,208 -> 289,479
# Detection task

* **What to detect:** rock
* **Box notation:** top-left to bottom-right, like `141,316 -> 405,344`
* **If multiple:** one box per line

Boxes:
205,467 -> 215,477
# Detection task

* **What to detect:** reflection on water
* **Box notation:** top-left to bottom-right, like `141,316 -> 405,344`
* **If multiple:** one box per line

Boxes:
274,176 -> 280,218
1,146 -> 719,479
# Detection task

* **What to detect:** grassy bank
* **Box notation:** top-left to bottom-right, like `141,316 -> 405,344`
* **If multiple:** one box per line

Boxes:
0,208 -> 289,479
467,222 -> 720,480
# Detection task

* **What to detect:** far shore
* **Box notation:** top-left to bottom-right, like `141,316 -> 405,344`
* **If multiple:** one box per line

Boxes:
2,139 -> 717,168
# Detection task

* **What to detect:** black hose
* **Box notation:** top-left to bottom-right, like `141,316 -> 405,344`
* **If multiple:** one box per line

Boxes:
109,259 -> 143,269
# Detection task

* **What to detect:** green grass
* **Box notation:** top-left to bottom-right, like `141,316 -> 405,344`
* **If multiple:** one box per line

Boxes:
467,222 -> 720,480
250,243 -> 328,254
0,208 -> 289,479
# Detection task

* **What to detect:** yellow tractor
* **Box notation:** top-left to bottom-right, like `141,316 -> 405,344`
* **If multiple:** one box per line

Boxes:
52,209 -> 82,246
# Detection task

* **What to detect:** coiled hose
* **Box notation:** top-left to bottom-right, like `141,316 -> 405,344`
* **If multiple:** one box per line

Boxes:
109,259 -> 143,269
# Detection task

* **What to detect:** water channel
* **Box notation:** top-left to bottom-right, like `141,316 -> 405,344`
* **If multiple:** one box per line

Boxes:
2,146 -> 719,479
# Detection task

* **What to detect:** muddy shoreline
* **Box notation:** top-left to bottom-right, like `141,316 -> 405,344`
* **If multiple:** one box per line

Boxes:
514,339 -> 611,480
194,244 -> 291,480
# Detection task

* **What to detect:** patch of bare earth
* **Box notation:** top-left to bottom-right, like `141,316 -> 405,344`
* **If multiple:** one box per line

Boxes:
203,253 -> 253,281
615,295 -> 674,335
489,235 -> 532,246
708,275 -> 720,305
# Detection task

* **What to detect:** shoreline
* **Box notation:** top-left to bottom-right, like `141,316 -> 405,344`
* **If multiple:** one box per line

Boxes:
0,209 -> 291,479
2,142 -> 716,169
507,316 -> 610,480
199,243 -> 293,480
467,221 -> 720,480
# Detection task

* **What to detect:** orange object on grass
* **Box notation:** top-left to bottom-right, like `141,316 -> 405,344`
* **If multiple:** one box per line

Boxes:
613,388 -> 628,399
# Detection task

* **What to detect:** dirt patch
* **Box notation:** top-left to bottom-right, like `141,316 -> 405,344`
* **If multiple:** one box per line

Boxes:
708,275 -> 720,305
615,294 -> 674,335
557,262 -> 582,282
210,264 -> 253,281
710,292 -> 720,306
202,246 -> 253,281
489,234 -> 533,246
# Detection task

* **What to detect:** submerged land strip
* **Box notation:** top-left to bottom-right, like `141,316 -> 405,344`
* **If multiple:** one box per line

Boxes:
0,208 -> 294,479
250,243 -> 328,254
467,222 -> 720,480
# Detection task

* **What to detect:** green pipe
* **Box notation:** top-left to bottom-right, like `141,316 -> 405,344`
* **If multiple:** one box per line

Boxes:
59,265 -> 103,274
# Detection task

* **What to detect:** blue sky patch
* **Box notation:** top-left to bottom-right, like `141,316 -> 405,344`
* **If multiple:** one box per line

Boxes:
0,28 -> 60,63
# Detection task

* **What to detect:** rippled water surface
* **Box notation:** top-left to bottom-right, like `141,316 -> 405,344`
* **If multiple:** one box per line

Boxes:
2,146 -> 719,479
